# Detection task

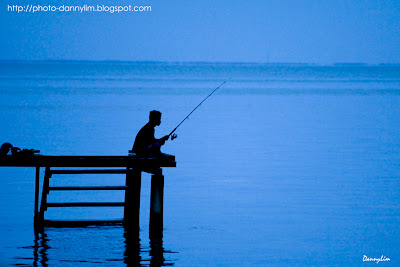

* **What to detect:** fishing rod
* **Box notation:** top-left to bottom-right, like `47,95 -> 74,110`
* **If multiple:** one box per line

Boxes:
168,78 -> 230,140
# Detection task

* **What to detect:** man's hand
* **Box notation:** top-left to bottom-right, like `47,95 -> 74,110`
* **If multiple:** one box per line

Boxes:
158,135 -> 169,145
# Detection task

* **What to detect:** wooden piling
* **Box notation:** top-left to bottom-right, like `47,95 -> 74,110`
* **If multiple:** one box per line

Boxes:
150,173 -> 164,237
39,167 -> 51,220
124,168 -> 142,228
34,166 -> 40,221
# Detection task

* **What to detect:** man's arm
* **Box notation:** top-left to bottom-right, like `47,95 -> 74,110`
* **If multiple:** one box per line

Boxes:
156,135 -> 169,145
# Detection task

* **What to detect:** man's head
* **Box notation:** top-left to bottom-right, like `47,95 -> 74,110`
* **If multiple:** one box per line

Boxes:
149,110 -> 162,126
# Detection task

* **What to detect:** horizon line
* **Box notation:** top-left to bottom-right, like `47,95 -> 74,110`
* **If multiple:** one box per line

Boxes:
0,59 -> 399,66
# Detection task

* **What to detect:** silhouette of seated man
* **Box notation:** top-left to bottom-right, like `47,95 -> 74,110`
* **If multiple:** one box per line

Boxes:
132,110 -> 169,156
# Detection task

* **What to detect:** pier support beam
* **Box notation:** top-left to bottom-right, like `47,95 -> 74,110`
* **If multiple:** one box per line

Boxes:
150,173 -> 164,238
39,167 -> 51,221
34,166 -> 40,224
124,168 -> 141,228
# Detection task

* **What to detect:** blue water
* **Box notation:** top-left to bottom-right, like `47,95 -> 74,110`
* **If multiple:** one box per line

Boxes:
0,61 -> 399,266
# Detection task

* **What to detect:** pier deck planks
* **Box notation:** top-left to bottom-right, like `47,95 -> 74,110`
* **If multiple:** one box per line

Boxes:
0,154 -> 176,168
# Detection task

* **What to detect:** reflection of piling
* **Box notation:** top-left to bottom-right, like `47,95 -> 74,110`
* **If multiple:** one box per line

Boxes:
150,236 -> 165,266
150,173 -> 164,238
123,225 -> 141,266
33,228 -> 49,266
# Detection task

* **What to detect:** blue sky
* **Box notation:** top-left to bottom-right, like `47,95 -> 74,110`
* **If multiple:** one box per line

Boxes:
1,0 -> 399,63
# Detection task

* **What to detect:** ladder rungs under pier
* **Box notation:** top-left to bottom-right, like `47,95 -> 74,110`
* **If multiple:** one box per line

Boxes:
49,186 -> 128,191
47,202 -> 125,207
43,219 -> 124,227
50,170 -> 128,174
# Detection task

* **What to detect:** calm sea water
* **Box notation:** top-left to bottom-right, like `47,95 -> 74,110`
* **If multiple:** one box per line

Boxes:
0,61 -> 399,266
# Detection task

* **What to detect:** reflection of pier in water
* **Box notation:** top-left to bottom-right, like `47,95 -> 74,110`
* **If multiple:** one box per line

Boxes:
33,230 -> 49,267
32,225 -> 176,266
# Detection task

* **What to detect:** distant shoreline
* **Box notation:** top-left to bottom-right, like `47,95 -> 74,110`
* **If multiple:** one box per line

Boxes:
0,60 -> 399,67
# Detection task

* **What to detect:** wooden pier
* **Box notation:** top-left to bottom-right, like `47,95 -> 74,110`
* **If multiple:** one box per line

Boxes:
0,152 -> 176,236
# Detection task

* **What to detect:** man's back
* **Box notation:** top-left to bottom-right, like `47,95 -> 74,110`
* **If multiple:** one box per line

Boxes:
132,123 -> 155,155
